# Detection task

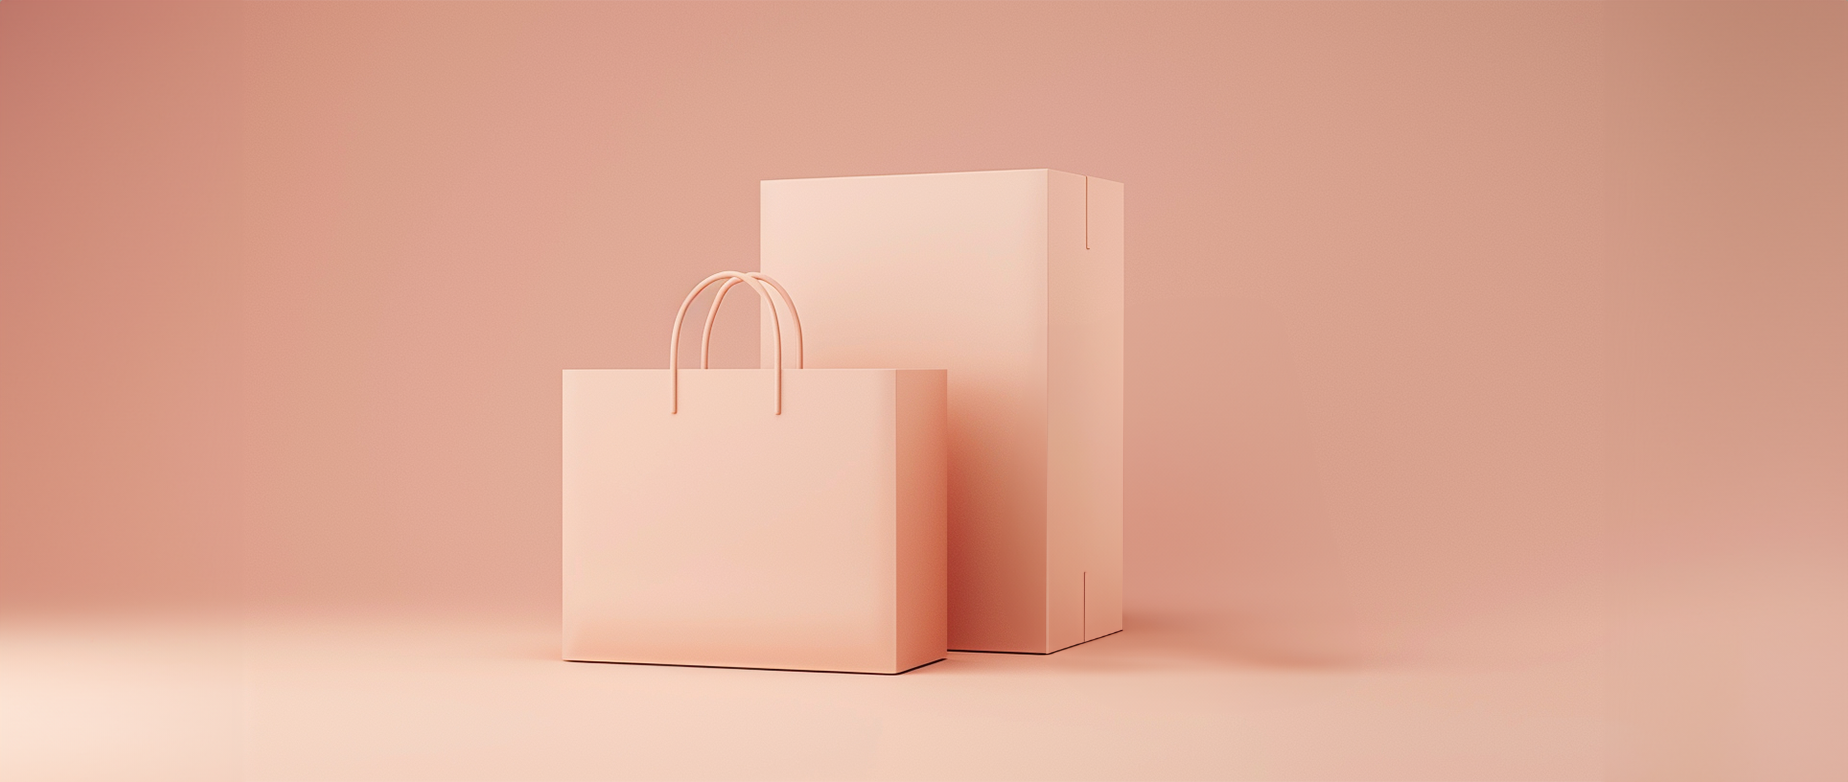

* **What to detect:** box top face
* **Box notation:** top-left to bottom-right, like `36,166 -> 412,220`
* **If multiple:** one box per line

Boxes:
763,169 -> 1119,187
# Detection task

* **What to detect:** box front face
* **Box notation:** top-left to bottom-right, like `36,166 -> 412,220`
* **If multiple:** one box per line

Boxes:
762,171 -> 1052,652
563,369 -> 907,673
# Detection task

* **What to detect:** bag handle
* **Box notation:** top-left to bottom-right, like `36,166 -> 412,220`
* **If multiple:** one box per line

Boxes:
667,271 -> 802,415
699,272 -> 804,370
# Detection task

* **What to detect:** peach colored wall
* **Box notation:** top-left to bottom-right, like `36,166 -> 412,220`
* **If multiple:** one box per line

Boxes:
1605,5 -> 1848,780
226,0 -> 1617,658
2,2 -> 1843,778
1,3 -> 242,613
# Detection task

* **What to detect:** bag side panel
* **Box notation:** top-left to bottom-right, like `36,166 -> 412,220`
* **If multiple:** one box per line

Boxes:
893,369 -> 949,671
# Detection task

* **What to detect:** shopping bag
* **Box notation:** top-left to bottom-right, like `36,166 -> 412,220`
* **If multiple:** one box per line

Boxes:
563,271 -> 947,674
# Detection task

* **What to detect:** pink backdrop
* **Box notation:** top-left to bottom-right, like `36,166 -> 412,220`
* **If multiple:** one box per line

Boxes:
2,2 -> 1843,780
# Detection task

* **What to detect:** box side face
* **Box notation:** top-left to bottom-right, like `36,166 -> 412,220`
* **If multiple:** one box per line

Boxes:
563,369 -> 903,673
762,170 -> 1052,653
892,370 -> 949,670
1047,174 -> 1125,648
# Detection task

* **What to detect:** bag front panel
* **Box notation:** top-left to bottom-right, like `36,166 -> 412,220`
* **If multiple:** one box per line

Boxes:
563,369 -> 903,673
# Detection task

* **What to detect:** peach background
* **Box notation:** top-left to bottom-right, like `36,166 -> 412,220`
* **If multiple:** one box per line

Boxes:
0,2 -> 1842,781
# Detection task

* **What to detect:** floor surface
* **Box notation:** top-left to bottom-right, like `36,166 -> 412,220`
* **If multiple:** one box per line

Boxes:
1,612 -> 1601,781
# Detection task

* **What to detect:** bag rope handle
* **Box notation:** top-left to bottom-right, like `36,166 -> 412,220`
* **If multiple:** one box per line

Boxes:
667,271 -> 801,414
699,272 -> 804,370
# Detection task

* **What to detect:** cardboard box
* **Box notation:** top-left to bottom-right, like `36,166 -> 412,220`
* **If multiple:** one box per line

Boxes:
761,169 -> 1123,653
